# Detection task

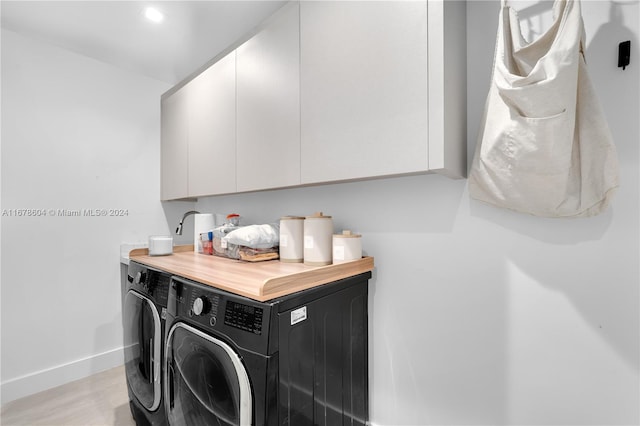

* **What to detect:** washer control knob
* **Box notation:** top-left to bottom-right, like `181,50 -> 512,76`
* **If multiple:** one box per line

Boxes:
134,271 -> 146,285
192,297 -> 209,316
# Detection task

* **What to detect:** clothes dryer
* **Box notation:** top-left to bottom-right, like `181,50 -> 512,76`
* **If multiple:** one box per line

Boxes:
164,272 -> 370,426
124,261 -> 171,426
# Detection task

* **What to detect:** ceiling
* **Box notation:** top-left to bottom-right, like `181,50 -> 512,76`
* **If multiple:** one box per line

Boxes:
0,1 -> 286,85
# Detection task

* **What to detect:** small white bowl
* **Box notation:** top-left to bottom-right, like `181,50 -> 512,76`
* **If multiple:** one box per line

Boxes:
148,235 -> 173,256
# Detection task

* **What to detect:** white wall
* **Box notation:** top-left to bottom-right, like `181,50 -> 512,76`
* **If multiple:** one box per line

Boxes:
195,1 -> 639,424
0,28 -> 195,403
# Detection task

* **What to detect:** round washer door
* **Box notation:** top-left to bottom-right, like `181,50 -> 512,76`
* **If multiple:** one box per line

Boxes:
123,290 -> 162,411
165,322 -> 252,426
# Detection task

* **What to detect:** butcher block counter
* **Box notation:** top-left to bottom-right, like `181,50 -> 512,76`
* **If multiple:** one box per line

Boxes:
129,245 -> 374,302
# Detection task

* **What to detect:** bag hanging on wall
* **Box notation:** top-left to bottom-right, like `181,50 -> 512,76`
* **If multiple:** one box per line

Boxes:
468,0 -> 619,218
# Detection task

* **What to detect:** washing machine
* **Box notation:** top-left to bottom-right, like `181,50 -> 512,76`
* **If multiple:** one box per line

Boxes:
124,261 -> 171,426
164,272 -> 370,426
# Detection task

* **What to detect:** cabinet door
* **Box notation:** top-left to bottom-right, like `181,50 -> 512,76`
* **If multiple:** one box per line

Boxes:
300,1 -> 428,184
161,86 -> 189,200
188,52 -> 237,197
236,2 -> 300,192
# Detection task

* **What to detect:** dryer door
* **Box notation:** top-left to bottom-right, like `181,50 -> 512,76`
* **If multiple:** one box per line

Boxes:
123,290 -> 162,411
165,323 -> 252,426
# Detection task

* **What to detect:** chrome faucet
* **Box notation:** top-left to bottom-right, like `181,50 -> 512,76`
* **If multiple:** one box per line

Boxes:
175,210 -> 200,235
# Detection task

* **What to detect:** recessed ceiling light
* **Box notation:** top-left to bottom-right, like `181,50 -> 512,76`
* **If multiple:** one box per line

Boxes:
144,7 -> 164,23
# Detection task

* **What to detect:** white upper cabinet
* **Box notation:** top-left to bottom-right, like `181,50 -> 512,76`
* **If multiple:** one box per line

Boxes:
300,1 -> 466,184
161,85 -> 189,201
161,52 -> 236,200
160,1 -> 466,200
188,52 -> 236,197
236,2 -> 300,192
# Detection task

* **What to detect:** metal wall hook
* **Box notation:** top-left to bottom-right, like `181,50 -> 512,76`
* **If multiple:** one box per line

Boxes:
618,40 -> 631,70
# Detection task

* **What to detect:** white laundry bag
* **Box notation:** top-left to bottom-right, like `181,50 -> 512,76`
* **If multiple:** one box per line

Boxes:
468,0 -> 619,218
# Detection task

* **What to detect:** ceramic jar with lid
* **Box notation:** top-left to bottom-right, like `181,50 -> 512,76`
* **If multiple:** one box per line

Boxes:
332,230 -> 362,263
279,216 -> 305,263
303,212 -> 333,266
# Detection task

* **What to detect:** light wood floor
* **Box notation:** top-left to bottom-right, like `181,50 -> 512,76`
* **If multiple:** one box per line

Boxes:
1,365 -> 136,426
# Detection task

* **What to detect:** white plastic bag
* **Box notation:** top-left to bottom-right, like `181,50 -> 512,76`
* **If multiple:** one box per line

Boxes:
223,223 -> 280,249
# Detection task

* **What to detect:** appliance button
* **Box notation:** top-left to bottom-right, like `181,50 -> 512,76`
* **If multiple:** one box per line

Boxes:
134,271 -> 147,285
192,297 -> 209,316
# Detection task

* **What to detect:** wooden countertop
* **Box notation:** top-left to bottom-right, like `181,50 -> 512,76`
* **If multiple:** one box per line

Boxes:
129,245 -> 374,302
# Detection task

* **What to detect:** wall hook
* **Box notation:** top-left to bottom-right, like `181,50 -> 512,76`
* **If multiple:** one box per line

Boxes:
618,40 -> 630,70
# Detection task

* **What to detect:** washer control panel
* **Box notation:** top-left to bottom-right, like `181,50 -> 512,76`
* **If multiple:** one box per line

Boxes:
169,277 -> 272,353
127,262 -> 170,305
224,302 -> 263,335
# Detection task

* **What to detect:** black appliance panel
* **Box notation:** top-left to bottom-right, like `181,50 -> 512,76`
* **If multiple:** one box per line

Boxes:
278,278 -> 369,426
128,261 -> 170,307
169,277 -> 273,355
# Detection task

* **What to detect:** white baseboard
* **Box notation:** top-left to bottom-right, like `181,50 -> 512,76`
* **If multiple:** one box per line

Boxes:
1,346 -> 124,404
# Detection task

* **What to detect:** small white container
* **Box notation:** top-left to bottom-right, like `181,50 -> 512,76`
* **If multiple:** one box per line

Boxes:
332,230 -> 362,263
304,212 -> 333,266
148,236 -> 173,256
280,216 -> 305,263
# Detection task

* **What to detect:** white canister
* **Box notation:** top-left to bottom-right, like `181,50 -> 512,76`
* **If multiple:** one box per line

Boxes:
279,216 -> 305,263
332,230 -> 362,263
194,214 -> 215,253
304,212 -> 333,266
148,235 -> 173,256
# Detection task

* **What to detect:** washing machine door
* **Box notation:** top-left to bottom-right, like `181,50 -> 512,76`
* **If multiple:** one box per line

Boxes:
165,323 -> 252,426
123,290 -> 162,411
